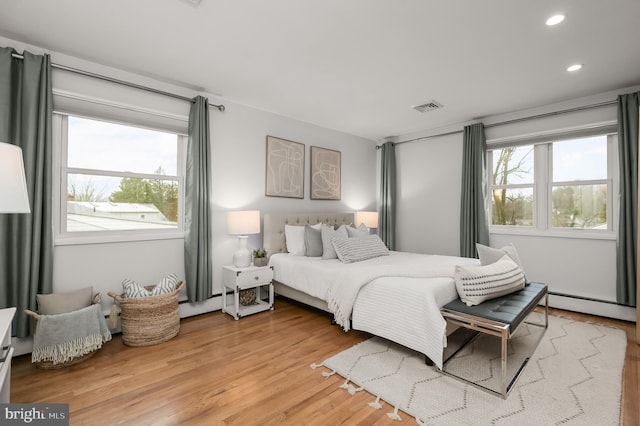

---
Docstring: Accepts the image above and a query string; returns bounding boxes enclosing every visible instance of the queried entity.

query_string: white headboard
[263,212,355,257]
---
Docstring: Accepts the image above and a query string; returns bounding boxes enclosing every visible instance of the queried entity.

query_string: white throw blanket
[327,252,478,331]
[32,304,112,365]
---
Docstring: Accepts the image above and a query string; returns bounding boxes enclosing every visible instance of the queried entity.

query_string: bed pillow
[36,286,94,315]
[332,235,389,263]
[285,223,322,255]
[321,224,349,259]
[454,255,525,306]
[304,225,323,257]
[346,223,369,238]
[284,224,306,255]
[476,243,526,279]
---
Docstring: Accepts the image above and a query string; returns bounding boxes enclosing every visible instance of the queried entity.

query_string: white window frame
[488,132,618,241]
[53,113,187,246]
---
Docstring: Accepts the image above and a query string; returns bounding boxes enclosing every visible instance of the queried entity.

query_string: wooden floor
[11,298,639,425]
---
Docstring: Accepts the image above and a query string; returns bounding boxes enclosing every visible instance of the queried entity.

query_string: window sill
[55,230,185,246]
[490,227,616,241]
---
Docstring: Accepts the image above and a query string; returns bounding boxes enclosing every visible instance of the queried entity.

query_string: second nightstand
[222,265,274,320]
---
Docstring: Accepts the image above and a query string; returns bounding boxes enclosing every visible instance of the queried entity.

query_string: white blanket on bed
[324,252,478,331]
[352,276,458,369]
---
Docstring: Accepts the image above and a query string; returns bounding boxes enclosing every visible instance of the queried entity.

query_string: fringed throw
[32,304,112,365]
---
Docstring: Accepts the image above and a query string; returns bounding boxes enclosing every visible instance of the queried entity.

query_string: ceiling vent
[412,100,443,113]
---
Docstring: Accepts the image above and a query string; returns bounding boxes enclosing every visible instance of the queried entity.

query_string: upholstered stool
[440,282,548,398]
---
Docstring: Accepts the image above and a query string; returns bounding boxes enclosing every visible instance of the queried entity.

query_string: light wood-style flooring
[11,298,639,425]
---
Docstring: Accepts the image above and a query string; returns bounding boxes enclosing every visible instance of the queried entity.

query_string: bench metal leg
[501,329,508,397]
[441,290,549,399]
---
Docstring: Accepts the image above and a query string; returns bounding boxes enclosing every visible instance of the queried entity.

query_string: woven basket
[108,281,184,347]
[239,289,256,306]
[24,294,103,369]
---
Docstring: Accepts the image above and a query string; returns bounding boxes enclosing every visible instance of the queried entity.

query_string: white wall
[1,37,377,325]
[395,132,462,256]
[394,86,639,321]
[55,98,377,318]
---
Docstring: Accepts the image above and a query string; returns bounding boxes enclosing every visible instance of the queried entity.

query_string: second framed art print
[310,146,341,200]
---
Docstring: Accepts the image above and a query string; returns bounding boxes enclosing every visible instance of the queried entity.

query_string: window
[551,136,608,229]
[488,132,616,236]
[56,114,185,242]
[490,145,534,226]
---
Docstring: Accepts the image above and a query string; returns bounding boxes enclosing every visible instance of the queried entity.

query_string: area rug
[312,315,626,425]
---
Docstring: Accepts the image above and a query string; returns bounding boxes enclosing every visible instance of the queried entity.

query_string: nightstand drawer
[236,268,273,288]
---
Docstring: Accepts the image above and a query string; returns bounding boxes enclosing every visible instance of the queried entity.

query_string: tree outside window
[490,146,534,226]
[489,134,611,232]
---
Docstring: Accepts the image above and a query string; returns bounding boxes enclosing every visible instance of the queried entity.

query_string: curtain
[184,96,213,303]
[0,47,53,337]
[379,141,396,250]
[616,92,639,307]
[460,122,489,258]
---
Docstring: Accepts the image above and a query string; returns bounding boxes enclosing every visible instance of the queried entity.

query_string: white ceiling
[1,0,639,141]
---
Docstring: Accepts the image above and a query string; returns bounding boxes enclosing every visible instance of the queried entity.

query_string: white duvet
[270,251,479,368]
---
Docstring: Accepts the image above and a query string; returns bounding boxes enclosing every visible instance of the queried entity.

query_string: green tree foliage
[552,185,607,228]
[109,167,178,222]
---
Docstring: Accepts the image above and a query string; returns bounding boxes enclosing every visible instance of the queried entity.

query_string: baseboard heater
[548,291,625,306]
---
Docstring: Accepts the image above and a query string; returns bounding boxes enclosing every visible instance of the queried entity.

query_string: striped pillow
[454,255,525,306]
[332,235,389,263]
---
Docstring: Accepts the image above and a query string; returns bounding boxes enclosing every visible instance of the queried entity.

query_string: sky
[492,135,608,185]
[67,116,179,200]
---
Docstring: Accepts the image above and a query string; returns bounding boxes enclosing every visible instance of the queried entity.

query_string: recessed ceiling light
[546,14,565,26]
[567,64,583,72]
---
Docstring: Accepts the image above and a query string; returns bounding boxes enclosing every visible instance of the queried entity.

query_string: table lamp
[355,211,379,232]
[227,210,260,267]
[0,142,30,213]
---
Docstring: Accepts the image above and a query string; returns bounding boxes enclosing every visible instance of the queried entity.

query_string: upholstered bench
[440,282,548,398]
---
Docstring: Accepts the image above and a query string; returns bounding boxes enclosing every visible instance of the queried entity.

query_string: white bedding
[269,251,479,368]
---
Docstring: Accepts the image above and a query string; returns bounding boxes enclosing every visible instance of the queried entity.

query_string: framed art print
[265,136,305,199]
[310,146,341,200]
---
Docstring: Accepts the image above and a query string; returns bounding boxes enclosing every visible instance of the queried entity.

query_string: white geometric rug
[312,315,626,425]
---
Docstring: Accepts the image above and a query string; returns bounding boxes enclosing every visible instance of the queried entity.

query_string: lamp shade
[227,210,260,268]
[0,142,30,214]
[355,211,379,229]
[226,210,260,235]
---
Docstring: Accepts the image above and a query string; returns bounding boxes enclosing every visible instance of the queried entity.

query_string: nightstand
[222,265,274,320]
[0,307,16,403]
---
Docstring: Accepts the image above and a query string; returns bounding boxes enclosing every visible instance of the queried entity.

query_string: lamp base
[233,236,251,268]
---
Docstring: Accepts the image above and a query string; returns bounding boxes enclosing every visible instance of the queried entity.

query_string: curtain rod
[379,99,618,148]
[11,52,225,112]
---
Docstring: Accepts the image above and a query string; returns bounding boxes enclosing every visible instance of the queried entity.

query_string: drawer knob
[254,276,259,281]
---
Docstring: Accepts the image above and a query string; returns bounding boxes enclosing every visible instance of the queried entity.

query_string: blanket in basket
[32,304,112,365]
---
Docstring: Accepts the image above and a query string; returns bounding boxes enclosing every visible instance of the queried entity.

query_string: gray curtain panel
[184,96,213,302]
[0,47,54,337]
[460,123,489,258]
[379,141,396,250]
[616,91,639,307]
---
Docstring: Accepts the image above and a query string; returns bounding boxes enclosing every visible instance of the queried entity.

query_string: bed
[262,212,480,369]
